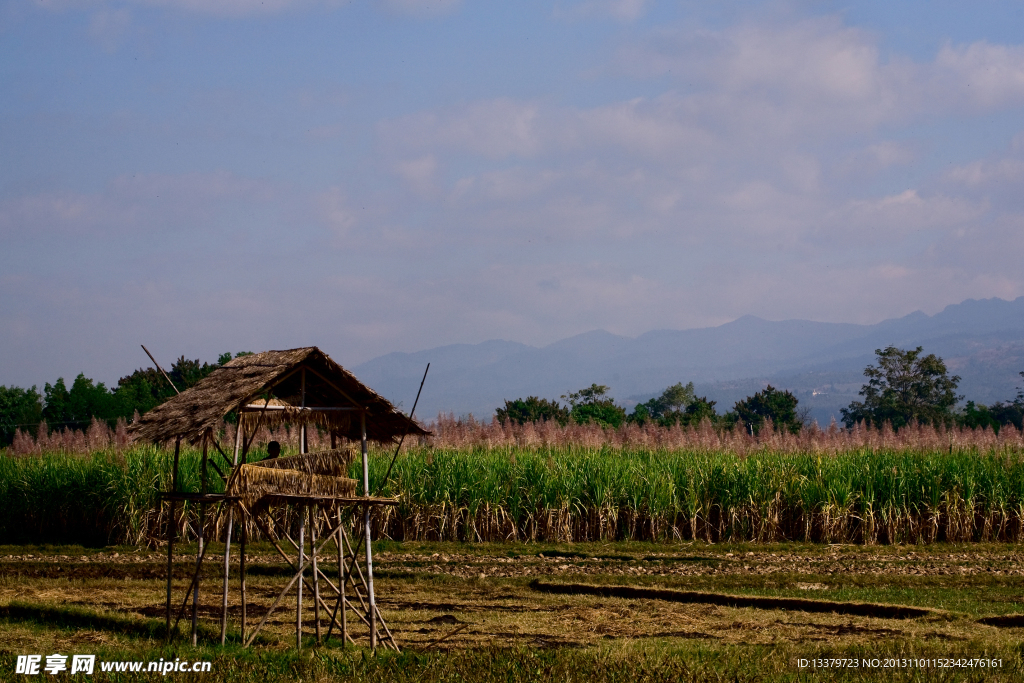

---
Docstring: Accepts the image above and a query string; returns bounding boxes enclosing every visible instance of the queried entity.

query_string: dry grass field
[2,541,1024,681]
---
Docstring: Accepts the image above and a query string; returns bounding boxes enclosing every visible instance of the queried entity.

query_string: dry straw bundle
[252,448,356,477]
[228,448,359,508]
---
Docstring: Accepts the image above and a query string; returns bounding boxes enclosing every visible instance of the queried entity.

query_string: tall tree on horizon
[841,346,961,429]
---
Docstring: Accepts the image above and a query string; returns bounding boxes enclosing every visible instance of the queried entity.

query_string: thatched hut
[129,346,427,652]
[130,346,427,446]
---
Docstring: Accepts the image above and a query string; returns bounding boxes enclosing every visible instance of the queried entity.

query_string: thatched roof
[129,347,428,445]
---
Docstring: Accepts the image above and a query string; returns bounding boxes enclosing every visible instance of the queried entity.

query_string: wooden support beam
[240,522,247,644]
[192,434,209,646]
[297,511,304,650]
[172,519,216,634]
[220,425,243,645]
[165,437,180,640]
[311,506,321,646]
[361,412,377,651]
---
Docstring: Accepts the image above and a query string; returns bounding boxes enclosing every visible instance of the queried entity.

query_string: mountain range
[352,297,1024,426]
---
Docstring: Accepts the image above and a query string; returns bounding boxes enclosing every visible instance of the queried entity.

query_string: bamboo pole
[243,506,354,653]
[300,368,307,455]
[242,523,363,649]
[361,412,377,651]
[173,512,216,633]
[311,506,321,645]
[249,514,341,609]
[239,418,249,644]
[192,433,209,646]
[165,437,180,640]
[220,424,243,645]
[297,509,305,651]
[240,522,247,644]
[340,523,398,651]
[337,507,347,646]
[141,345,180,395]
[244,553,306,648]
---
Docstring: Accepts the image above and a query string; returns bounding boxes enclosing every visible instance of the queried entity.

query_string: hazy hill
[353,297,1024,426]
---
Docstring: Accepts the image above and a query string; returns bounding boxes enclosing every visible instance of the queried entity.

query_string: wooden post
[192,433,209,646]
[220,424,243,645]
[300,368,307,455]
[311,506,321,645]
[239,420,249,644]
[165,437,180,639]
[297,510,305,650]
[240,522,247,644]
[361,412,377,651]
[338,508,347,647]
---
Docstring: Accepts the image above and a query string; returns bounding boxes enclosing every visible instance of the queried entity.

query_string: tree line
[0,352,251,445]
[3,344,1023,447]
[496,346,1024,434]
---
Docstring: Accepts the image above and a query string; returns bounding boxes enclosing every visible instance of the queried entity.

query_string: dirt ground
[2,542,1023,655]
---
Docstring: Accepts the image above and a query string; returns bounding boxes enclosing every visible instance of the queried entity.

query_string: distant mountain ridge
[353,297,1024,426]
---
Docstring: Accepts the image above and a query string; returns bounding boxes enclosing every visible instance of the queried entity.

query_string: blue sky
[3,0,1024,389]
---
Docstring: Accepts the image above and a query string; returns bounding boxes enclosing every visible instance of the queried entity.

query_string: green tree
[43,374,117,428]
[495,396,570,426]
[679,396,719,426]
[983,371,1024,431]
[960,401,1001,431]
[731,385,801,435]
[113,351,252,419]
[0,385,44,445]
[42,377,72,426]
[841,346,961,429]
[35,351,253,434]
[562,384,627,428]
[628,382,696,426]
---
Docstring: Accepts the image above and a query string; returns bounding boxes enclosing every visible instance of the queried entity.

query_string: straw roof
[129,347,428,445]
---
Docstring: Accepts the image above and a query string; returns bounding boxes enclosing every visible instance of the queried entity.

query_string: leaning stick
[422,623,469,651]
[244,558,307,648]
[141,345,180,395]
[172,524,213,633]
[374,363,429,497]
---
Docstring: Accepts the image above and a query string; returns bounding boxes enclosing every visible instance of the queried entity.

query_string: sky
[3,0,1024,390]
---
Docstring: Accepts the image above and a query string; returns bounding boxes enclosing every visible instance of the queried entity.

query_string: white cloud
[934,41,1024,109]
[616,18,1024,135]
[394,155,439,197]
